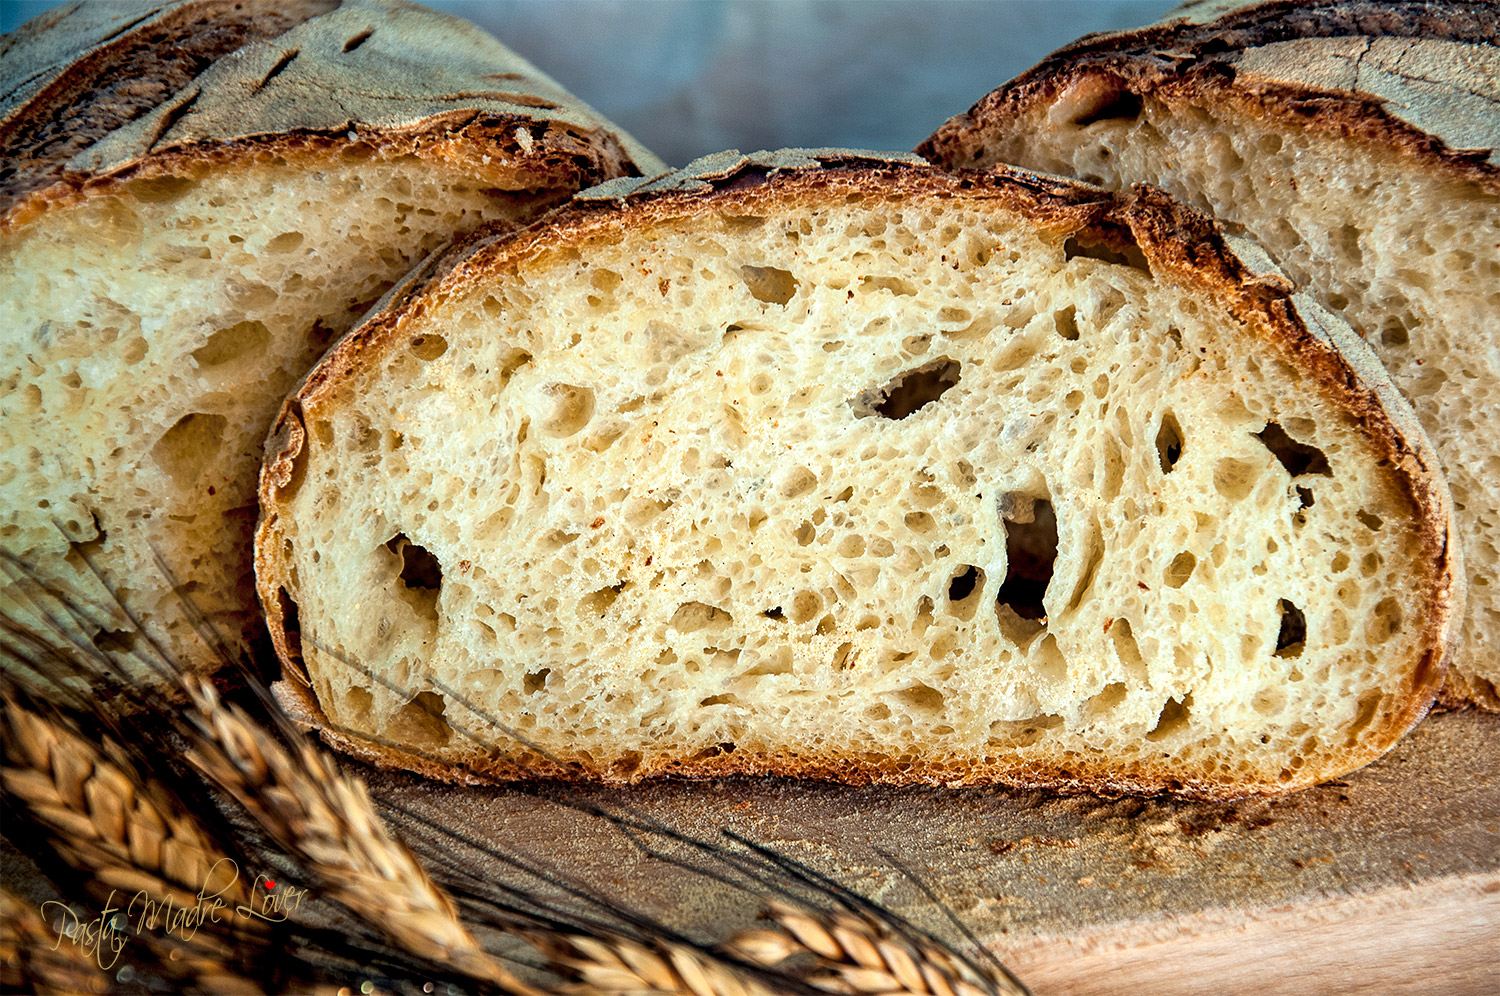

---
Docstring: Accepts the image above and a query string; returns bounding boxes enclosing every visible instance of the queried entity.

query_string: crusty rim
[255,154,1460,800]
[0,110,653,234]
[916,0,1500,194]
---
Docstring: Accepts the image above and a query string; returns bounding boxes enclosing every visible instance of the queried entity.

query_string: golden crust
[256,154,1460,799]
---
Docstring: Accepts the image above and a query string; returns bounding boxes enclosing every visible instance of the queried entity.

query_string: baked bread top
[257,151,1460,798]
[1,0,665,223]
[0,0,662,694]
[917,0,1499,709]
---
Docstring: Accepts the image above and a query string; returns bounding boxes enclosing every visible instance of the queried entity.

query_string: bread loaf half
[257,151,1460,798]
[918,0,1500,708]
[0,0,662,687]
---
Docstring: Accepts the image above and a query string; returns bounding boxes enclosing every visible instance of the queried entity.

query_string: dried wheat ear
[258,153,1459,798]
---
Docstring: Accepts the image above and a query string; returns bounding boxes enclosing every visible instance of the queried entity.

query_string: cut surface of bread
[0,0,662,689]
[258,151,1460,798]
[918,0,1500,708]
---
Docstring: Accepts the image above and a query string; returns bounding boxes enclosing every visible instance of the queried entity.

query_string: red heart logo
[264,880,276,889]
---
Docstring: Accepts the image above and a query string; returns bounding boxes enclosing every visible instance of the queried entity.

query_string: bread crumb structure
[0,0,661,687]
[917,2,1500,707]
[259,154,1459,797]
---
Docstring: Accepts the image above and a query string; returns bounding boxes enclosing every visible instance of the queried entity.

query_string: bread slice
[917,0,1500,709]
[0,0,663,688]
[256,150,1460,798]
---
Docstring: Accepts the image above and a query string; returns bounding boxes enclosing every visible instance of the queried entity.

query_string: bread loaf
[256,151,1460,798]
[0,0,663,688]
[918,0,1500,708]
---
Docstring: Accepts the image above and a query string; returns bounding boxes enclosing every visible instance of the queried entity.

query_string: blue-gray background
[1,1,1177,166]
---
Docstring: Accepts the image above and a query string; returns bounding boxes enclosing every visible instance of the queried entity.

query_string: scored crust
[256,152,1460,799]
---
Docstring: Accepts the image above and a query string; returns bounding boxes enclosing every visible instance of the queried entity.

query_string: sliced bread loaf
[256,151,1460,798]
[0,0,663,688]
[918,0,1500,708]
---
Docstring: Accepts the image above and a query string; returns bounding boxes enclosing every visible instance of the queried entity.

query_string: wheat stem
[727,902,1026,996]
[180,677,538,993]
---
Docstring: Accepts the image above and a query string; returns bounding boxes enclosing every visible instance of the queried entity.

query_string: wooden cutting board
[367,707,1500,995]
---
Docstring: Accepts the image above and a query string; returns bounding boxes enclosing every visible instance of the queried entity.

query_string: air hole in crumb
[1146,693,1192,742]
[388,690,451,747]
[1380,319,1410,347]
[1368,597,1402,644]
[1063,236,1151,274]
[763,607,785,620]
[1071,84,1143,126]
[741,264,798,305]
[1297,486,1315,509]
[540,383,594,437]
[151,413,226,487]
[1275,599,1307,658]
[524,668,551,694]
[947,565,985,621]
[386,534,442,591]
[670,601,732,632]
[852,357,960,419]
[1156,411,1183,473]
[998,496,1056,621]
[343,28,373,52]
[192,320,269,368]
[1356,509,1383,531]
[580,582,626,617]
[1164,551,1196,589]
[1255,422,1331,477]
[1054,305,1079,340]
[410,334,448,361]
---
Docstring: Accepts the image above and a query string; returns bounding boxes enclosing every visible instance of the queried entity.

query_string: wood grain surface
[366,708,1500,994]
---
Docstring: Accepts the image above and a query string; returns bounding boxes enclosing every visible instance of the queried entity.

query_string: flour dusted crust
[0,0,663,691]
[918,0,1499,709]
[257,152,1459,798]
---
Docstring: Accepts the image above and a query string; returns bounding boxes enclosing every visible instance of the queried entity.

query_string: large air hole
[1146,693,1192,742]
[946,565,986,621]
[387,690,451,748]
[192,320,270,368]
[386,534,442,591]
[1275,599,1307,658]
[1255,423,1331,477]
[1063,235,1150,274]
[1070,82,1144,127]
[1156,410,1184,473]
[998,496,1057,621]
[741,264,799,305]
[851,357,960,420]
[151,412,227,487]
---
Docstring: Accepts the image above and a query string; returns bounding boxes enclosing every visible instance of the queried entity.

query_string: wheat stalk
[180,676,540,994]
[526,929,786,996]
[0,886,111,995]
[727,902,1027,996]
[0,692,274,993]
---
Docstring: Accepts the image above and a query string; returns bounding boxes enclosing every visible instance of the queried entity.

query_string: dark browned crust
[257,152,1460,800]
[916,0,1500,193]
[0,0,665,227]
[0,1,334,208]
[0,113,641,234]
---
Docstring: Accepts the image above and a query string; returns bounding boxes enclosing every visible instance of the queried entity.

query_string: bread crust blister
[257,152,1461,799]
